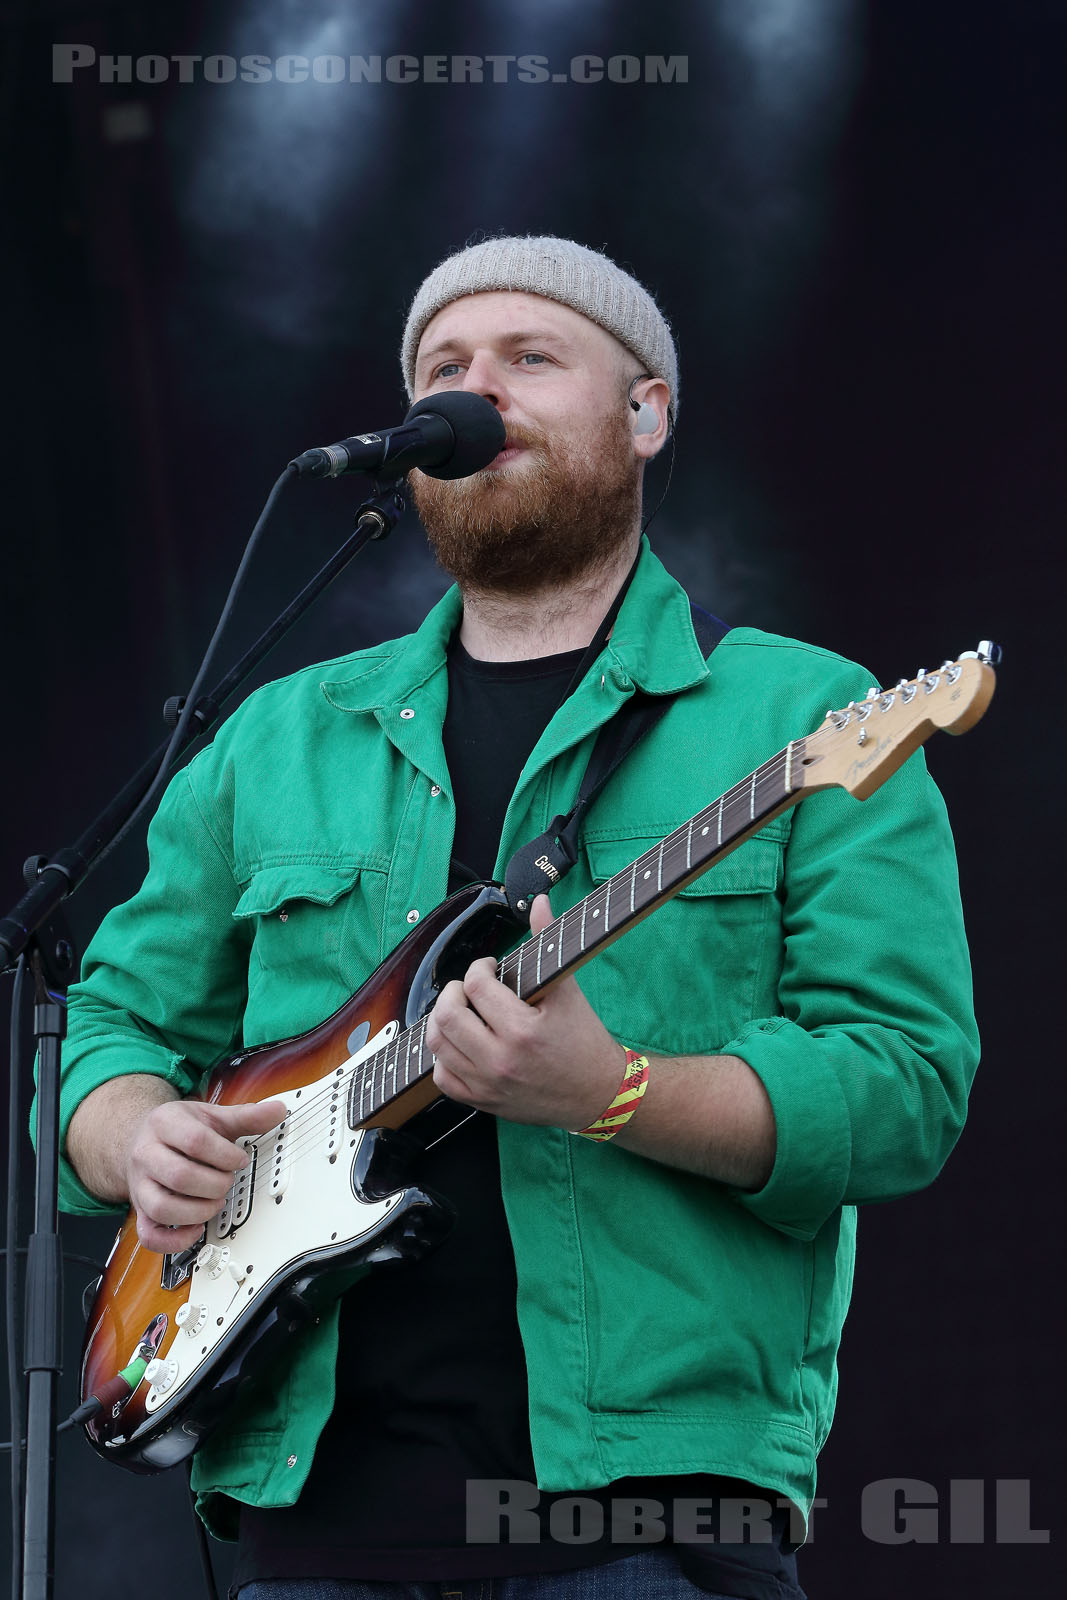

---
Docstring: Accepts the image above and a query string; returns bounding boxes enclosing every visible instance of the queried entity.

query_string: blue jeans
[233,1548,784,1599]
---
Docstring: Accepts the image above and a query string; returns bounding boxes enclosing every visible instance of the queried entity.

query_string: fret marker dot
[548,943,555,952]
[643,870,651,880]
[593,908,600,917]
[702,826,709,836]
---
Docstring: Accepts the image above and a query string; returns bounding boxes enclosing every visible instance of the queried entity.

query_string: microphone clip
[354,479,408,541]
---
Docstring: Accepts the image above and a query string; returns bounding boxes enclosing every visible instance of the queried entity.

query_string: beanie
[400,235,678,413]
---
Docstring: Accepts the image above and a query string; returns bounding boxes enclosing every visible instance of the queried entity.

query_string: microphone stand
[2,475,407,1600]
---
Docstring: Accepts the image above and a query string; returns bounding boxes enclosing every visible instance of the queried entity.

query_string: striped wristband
[573,1050,650,1141]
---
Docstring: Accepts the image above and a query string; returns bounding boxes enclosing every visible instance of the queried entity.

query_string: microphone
[289,391,506,482]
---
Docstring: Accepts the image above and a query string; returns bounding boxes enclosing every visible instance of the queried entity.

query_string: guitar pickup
[209,1136,257,1240]
[262,1117,292,1203]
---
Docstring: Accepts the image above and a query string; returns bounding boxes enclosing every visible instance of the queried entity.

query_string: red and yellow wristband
[572,1049,650,1142]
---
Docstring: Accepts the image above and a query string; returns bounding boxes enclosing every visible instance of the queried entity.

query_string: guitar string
[225,709,863,1186]
[227,730,814,1184]
[226,698,887,1189]
[225,679,939,1186]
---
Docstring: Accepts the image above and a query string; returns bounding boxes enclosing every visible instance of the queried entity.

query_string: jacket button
[287,1454,297,1468]
[406,909,420,924]
[400,707,415,720]
[430,784,441,797]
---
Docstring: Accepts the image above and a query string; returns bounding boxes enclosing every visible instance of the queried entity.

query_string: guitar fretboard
[345,737,803,1129]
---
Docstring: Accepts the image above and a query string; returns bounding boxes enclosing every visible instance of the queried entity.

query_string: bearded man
[59,238,979,1600]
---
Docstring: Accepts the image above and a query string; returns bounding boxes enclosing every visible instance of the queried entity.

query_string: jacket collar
[319,584,461,715]
[605,538,711,696]
[319,537,711,715]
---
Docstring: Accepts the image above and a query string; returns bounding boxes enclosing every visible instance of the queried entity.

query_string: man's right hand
[126,1097,287,1253]
[66,1075,285,1253]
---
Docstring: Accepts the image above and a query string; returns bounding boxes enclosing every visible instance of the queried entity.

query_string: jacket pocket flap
[585,830,784,896]
[233,861,364,919]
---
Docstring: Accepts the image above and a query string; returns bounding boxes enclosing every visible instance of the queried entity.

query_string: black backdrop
[1,2,1063,1596]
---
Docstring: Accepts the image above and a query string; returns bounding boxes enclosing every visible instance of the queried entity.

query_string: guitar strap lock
[502,603,727,924]
[503,812,581,915]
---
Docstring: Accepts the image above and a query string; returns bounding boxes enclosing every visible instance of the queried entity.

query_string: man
[59,237,979,1599]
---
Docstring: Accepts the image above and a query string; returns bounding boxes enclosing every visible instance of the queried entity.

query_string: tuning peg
[958,640,1002,665]
[865,686,879,699]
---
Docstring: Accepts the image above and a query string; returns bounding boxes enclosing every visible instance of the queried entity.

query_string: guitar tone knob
[175,1301,207,1335]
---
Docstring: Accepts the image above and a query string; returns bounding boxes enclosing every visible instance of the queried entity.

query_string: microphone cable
[640,402,677,539]
[90,464,298,875]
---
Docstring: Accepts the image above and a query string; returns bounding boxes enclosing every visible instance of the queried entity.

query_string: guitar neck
[347,738,804,1127]
[499,737,805,1002]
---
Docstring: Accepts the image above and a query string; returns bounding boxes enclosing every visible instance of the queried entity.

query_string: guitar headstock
[795,643,998,799]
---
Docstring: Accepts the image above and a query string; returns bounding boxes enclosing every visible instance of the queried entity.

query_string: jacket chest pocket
[580,824,788,1055]
[232,860,387,1044]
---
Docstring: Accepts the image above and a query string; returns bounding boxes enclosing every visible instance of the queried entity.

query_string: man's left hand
[426,894,626,1131]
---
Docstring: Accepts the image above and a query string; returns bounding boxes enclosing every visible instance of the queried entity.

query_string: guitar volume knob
[144,1356,179,1393]
[196,1244,230,1279]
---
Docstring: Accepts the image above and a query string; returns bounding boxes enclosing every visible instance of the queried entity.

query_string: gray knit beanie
[401,235,678,413]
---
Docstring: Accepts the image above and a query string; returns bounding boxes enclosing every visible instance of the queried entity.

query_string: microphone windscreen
[404,391,507,480]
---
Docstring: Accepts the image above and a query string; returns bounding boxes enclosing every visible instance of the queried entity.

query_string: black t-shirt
[443,636,588,887]
[234,640,803,1599]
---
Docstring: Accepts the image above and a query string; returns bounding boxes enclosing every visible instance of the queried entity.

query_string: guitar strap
[502,601,728,923]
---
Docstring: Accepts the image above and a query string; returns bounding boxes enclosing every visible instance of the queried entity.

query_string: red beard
[409,406,642,596]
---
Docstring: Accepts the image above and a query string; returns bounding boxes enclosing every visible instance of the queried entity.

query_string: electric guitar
[78,646,997,1472]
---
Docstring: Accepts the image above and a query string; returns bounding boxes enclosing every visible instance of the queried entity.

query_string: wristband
[573,1050,650,1141]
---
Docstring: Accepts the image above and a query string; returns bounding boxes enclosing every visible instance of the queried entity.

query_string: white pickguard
[143,1020,405,1413]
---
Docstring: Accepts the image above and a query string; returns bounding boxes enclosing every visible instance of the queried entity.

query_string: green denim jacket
[57,540,978,1535]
